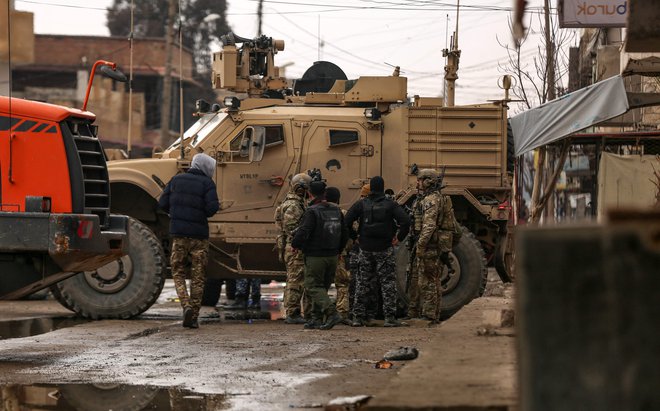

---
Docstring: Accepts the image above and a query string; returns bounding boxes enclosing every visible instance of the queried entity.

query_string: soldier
[345,176,410,327]
[347,183,371,322]
[413,168,457,322]
[405,192,423,319]
[230,277,262,310]
[275,173,313,324]
[325,187,351,323]
[291,181,349,330]
[158,153,220,329]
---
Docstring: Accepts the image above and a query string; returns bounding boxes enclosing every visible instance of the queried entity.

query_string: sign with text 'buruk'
[559,0,628,28]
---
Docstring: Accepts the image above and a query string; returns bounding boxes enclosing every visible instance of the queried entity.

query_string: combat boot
[304,319,322,329]
[351,318,365,327]
[182,307,194,328]
[384,317,409,327]
[226,296,247,310]
[189,319,199,329]
[284,314,306,324]
[320,312,342,330]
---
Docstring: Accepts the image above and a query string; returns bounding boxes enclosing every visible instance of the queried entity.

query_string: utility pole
[530,0,567,223]
[530,0,556,223]
[257,0,263,36]
[160,0,177,147]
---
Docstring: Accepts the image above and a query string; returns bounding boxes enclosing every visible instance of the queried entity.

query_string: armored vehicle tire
[395,227,487,320]
[59,384,159,411]
[202,278,223,306]
[51,218,166,319]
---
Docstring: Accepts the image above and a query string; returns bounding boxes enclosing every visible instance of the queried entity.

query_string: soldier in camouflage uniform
[275,173,313,324]
[405,194,422,319]
[345,176,410,327]
[325,187,350,322]
[159,153,220,329]
[413,168,457,322]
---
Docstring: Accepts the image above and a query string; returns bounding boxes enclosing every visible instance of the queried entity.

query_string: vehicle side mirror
[238,128,252,158]
[100,64,127,83]
[249,126,265,162]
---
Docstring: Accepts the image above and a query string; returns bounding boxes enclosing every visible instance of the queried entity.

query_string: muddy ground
[0,276,516,410]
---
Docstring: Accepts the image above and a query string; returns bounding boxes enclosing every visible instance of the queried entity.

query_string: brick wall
[33,35,194,81]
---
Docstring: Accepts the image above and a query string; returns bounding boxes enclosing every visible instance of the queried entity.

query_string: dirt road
[0,280,515,410]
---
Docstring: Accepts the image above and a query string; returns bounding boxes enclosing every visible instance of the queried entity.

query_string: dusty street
[0,277,516,410]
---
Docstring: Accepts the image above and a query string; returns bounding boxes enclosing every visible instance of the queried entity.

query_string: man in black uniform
[345,176,410,327]
[292,181,349,330]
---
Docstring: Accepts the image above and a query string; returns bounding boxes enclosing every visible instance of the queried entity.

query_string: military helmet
[417,168,440,190]
[417,168,439,180]
[291,173,312,190]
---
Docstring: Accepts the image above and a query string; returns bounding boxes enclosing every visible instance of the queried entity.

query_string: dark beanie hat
[309,180,327,196]
[326,187,341,203]
[369,176,385,193]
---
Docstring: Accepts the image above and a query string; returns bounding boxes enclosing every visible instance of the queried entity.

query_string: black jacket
[345,193,410,252]
[291,199,349,257]
[158,169,220,239]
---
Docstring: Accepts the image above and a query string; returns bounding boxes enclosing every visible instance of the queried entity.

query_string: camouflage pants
[171,236,209,320]
[348,247,378,320]
[335,255,351,318]
[406,258,420,317]
[284,245,312,318]
[417,250,442,321]
[354,248,397,320]
[236,278,261,301]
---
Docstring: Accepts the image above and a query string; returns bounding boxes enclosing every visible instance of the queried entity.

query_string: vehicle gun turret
[211,32,287,97]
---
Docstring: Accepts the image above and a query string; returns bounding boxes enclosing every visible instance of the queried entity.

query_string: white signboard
[559,0,628,28]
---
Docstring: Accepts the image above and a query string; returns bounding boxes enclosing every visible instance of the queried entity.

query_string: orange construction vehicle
[0,61,164,319]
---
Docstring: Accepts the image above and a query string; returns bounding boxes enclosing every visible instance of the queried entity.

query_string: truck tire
[49,285,75,311]
[395,227,487,320]
[59,384,159,411]
[51,218,165,319]
[202,278,223,306]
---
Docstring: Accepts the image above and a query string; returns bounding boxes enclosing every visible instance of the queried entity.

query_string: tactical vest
[307,203,343,252]
[361,197,394,239]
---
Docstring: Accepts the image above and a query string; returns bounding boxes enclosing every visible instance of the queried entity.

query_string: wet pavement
[0,278,517,410]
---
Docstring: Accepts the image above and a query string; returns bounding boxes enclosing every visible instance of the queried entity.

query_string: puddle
[0,383,227,410]
[0,317,89,340]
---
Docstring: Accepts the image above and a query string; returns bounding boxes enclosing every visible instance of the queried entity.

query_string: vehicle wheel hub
[440,252,461,294]
[83,255,133,294]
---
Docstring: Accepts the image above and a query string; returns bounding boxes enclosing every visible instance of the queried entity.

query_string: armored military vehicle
[105,33,514,319]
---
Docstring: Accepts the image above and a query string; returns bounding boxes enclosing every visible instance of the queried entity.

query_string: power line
[16,0,107,11]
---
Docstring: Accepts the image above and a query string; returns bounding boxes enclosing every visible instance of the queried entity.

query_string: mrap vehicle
[0,61,164,319]
[107,33,514,319]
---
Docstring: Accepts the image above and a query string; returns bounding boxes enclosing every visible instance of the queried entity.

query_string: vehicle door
[213,121,294,219]
[300,120,371,207]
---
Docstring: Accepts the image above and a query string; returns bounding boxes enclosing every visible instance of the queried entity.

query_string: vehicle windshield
[167,112,227,149]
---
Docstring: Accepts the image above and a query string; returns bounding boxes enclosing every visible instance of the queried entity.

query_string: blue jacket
[158,169,220,239]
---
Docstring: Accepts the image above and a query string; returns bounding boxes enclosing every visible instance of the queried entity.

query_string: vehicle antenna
[178,0,185,160]
[442,0,461,107]
[127,0,134,158]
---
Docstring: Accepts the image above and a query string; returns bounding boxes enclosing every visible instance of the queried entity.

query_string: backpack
[312,204,343,251]
[361,197,393,238]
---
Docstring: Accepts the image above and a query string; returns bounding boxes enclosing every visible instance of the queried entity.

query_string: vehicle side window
[329,129,359,146]
[231,125,284,150]
[264,126,284,147]
[229,132,244,152]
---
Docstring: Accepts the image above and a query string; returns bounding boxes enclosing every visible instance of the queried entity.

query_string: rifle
[405,197,419,293]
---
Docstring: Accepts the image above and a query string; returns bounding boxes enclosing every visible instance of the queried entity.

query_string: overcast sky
[14,0,574,106]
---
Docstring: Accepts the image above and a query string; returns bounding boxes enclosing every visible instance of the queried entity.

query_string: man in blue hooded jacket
[159,153,219,328]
